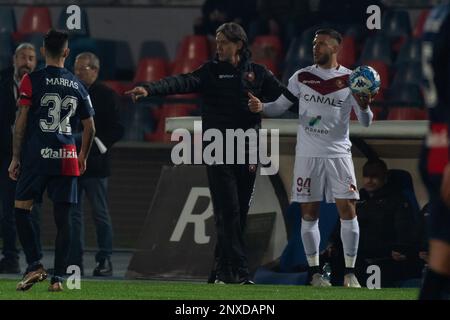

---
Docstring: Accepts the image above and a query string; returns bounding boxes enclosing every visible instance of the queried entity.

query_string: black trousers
[206,164,257,280]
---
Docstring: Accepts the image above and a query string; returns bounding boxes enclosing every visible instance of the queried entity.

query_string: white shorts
[291,157,359,203]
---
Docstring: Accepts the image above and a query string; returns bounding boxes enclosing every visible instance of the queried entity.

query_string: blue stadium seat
[395,38,422,67]
[279,202,339,272]
[113,40,134,80]
[381,10,411,39]
[392,62,423,87]
[387,83,424,106]
[0,6,16,33]
[57,6,89,36]
[0,33,14,63]
[360,33,392,65]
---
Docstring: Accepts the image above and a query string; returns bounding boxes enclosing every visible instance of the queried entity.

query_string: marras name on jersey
[303,93,344,107]
[46,78,79,89]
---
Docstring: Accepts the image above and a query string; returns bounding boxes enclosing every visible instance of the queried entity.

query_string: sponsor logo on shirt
[302,93,344,107]
[40,147,77,159]
[218,74,235,79]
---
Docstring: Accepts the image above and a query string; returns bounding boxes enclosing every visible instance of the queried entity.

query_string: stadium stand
[17,6,52,35]
[0,6,16,34]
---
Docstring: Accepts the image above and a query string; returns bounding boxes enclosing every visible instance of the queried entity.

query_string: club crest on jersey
[335,79,345,88]
[244,71,255,82]
[41,147,77,159]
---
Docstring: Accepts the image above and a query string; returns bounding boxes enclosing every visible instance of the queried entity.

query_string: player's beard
[314,52,330,66]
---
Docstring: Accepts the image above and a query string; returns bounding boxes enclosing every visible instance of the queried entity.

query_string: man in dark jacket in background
[0,43,41,274]
[325,159,424,287]
[126,22,295,284]
[69,52,124,276]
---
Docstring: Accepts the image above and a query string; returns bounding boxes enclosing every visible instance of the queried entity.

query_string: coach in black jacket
[69,52,124,276]
[127,22,295,284]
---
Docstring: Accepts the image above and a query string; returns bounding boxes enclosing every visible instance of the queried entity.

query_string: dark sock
[53,202,72,277]
[15,207,40,266]
[419,268,450,300]
[309,266,321,275]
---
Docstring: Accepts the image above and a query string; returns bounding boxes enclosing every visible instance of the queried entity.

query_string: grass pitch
[0,279,418,300]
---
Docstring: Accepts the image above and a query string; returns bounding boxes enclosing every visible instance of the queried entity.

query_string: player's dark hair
[315,28,343,44]
[363,158,388,178]
[216,22,251,61]
[44,29,69,58]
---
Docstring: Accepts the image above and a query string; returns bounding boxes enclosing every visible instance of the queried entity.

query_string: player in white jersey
[249,29,374,287]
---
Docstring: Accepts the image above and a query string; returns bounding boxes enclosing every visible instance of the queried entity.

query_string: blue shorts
[16,170,78,204]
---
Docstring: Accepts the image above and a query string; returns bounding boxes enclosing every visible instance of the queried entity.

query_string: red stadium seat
[337,36,357,68]
[175,35,210,62]
[387,107,428,120]
[413,9,430,38]
[103,80,132,96]
[18,6,52,34]
[254,59,280,77]
[134,58,169,83]
[146,104,198,142]
[363,60,390,90]
[171,58,203,75]
[251,35,283,62]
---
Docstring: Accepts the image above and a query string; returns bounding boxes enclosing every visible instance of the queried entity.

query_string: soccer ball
[349,66,381,97]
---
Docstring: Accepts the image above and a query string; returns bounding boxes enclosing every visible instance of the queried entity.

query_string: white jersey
[263,64,373,158]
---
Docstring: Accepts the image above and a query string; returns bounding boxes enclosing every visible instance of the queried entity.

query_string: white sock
[340,217,359,268]
[301,218,320,267]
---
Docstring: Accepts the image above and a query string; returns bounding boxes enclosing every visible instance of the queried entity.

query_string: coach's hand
[8,158,20,181]
[248,92,262,113]
[441,163,450,208]
[353,93,374,110]
[125,86,149,103]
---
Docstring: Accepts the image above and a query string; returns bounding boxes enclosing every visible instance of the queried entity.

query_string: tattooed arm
[8,105,29,180]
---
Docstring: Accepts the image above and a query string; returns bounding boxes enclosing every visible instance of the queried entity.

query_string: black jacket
[0,67,17,160]
[142,57,296,131]
[329,184,419,258]
[82,81,124,178]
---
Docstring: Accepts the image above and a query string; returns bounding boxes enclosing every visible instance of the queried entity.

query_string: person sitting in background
[324,158,425,287]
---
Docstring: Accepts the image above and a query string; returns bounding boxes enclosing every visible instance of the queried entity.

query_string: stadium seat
[103,80,132,96]
[114,40,135,80]
[387,107,428,120]
[0,33,14,62]
[122,102,155,141]
[360,34,392,65]
[381,10,411,40]
[139,40,169,60]
[387,84,424,106]
[175,35,210,63]
[134,58,169,83]
[57,6,89,36]
[254,59,280,77]
[337,35,357,68]
[413,9,430,39]
[0,6,16,33]
[251,35,284,62]
[363,60,390,90]
[395,38,422,67]
[145,104,198,143]
[18,6,52,35]
[392,62,423,87]
[171,58,203,75]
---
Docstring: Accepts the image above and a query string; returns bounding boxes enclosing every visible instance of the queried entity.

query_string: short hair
[363,158,388,178]
[44,29,69,58]
[216,22,251,60]
[15,43,36,56]
[75,52,100,70]
[315,29,343,45]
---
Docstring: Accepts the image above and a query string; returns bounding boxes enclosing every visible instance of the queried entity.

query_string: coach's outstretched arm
[125,66,206,102]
